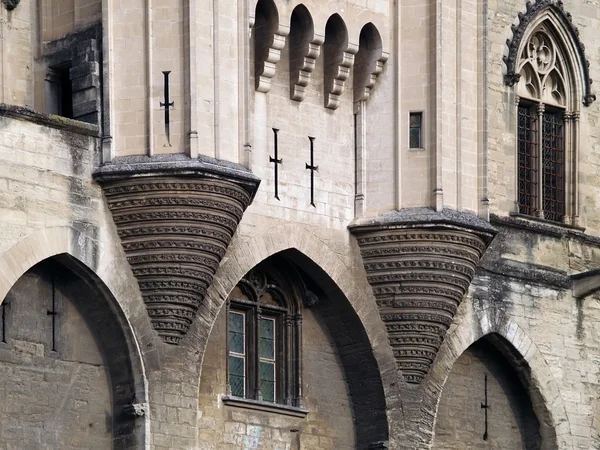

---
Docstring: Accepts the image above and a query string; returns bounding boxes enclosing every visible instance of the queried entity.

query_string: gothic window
[516,28,570,222]
[226,263,303,407]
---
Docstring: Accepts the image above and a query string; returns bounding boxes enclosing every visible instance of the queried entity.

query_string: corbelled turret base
[94,155,260,345]
[349,208,496,384]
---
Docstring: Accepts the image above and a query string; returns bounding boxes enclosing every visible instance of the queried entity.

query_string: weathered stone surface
[94,155,260,344]
[350,209,496,384]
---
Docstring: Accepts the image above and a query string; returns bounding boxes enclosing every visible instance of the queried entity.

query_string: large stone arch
[424,306,571,449]
[186,222,401,447]
[0,226,151,448]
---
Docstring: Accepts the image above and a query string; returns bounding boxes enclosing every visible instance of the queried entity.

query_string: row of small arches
[252,1,388,108]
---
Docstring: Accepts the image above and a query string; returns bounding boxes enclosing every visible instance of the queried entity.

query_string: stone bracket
[325,43,358,110]
[356,51,389,102]
[290,33,324,102]
[94,155,260,345]
[256,25,290,93]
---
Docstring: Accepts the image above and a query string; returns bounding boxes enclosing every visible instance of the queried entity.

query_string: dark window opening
[45,63,73,119]
[409,112,423,149]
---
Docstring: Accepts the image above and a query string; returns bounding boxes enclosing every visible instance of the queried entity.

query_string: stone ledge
[222,396,309,418]
[491,214,600,245]
[94,153,260,192]
[350,207,497,240]
[0,103,100,137]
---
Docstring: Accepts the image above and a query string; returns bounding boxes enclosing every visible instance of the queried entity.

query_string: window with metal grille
[517,105,565,221]
[409,112,423,149]
[542,111,565,221]
[517,105,538,216]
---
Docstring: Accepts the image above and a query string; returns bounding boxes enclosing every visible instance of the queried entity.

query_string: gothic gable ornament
[3,0,20,10]
[504,0,596,106]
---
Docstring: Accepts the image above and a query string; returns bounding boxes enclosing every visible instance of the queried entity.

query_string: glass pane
[261,380,275,403]
[229,355,244,376]
[259,318,274,338]
[259,337,275,359]
[260,361,275,381]
[259,318,275,359]
[229,331,244,354]
[229,355,245,397]
[229,311,244,333]
[409,112,421,128]
[260,361,275,403]
[409,127,421,149]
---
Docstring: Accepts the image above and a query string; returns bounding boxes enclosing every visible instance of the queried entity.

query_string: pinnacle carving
[350,214,495,384]
[94,158,260,345]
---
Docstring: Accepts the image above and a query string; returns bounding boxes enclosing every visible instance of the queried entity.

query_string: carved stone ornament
[3,0,20,10]
[349,209,496,384]
[503,0,596,106]
[94,155,260,345]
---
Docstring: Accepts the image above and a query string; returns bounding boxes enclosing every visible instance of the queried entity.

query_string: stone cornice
[0,103,100,137]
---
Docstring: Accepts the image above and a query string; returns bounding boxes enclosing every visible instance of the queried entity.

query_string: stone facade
[1,0,600,449]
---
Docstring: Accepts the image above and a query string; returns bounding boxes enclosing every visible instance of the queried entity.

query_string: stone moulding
[94,155,260,345]
[349,208,496,384]
[503,0,596,106]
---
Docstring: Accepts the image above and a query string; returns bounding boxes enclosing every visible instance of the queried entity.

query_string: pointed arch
[504,0,595,106]
[187,223,400,448]
[353,23,388,102]
[289,4,323,101]
[0,226,150,449]
[423,307,570,449]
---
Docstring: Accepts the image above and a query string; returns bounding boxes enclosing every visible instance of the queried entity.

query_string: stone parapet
[349,208,496,384]
[94,155,260,344]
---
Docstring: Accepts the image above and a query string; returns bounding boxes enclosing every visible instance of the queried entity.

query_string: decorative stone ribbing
[94,156,260,345]
[350,210,496,384]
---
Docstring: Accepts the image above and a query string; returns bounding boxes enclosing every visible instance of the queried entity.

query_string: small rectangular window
[409,112,423,149]
[45,63,73,119]
[228,311,246,398]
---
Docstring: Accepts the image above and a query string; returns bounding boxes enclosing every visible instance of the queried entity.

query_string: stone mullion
[562,112,573,224]
[572,112,580,226]
[293,314,303,407]
[284,314,293,406]
[254,305,262,401]
[536,103,545,218]
[514,95,521,214]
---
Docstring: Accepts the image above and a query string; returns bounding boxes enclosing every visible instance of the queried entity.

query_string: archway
[0,255,145,449]
[0,227,148,449]
[424,307,568,449]
[190,223,398,448]
[434,334,541,448]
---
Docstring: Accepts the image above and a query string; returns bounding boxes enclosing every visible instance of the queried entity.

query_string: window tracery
[514,24,578,224]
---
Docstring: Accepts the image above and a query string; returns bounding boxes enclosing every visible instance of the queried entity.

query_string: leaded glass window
[225,262,305,407]
[228,311,246,397]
